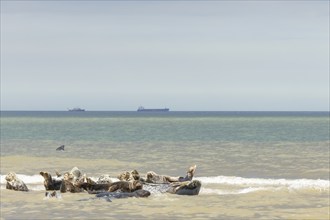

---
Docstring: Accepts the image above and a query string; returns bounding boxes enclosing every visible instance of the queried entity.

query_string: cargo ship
[137,106,169,112]
[68,107,85,112]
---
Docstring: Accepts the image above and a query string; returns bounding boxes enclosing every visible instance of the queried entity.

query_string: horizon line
[0,110,329,112]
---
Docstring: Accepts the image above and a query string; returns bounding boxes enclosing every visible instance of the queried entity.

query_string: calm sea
[1,111,329,219]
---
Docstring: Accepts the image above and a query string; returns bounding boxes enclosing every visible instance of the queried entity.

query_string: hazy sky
[1,1,329,111]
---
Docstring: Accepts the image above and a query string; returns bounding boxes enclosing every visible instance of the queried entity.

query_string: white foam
[0,174,44,184]
[195,176,330,191]
[237,187,269,194]
[200,187,269,195]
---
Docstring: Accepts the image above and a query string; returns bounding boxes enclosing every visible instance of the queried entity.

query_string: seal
[145,165,197,184]
[56,145,65,151]
[59,167,86,193]
[96,189,151,202]
[40,171,63,190]
[41,167,86,193]
[179,164,197,182]
[167,180,202,196]
[83,179,143,194]
[60,180,84,193]
[78,182,112,193]
[5,172,29,192]
[117,170,140,182]
[78,189,151,202]
[76,174,97,185]
[108,180,143,193]
[64,167,82,182]
[57,166,83,187]
[96,174,113,184]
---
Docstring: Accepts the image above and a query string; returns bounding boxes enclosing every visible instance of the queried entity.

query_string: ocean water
[0,111,329,219]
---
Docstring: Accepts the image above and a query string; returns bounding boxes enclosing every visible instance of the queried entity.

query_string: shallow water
[1,111,329,219]
[1,181,329,220]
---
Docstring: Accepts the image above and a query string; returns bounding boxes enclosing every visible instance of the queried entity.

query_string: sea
[0,111,329,219]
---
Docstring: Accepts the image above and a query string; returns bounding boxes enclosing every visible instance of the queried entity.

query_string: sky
[1,0,329,111]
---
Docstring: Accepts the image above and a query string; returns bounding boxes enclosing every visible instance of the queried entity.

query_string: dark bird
[56,145,65,151]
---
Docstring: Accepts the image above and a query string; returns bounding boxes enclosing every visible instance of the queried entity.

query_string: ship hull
[137,108,169,112]
[68,108,85,112]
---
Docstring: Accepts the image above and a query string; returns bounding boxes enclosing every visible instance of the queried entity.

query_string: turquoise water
[1,111,329,219]
[1,111,329,178]
[1,111,328,142]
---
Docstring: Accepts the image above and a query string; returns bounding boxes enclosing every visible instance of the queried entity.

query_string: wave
[1,174,329,193]
[199,187,270,195]
[195,176,330,191]
[1,174,44,185]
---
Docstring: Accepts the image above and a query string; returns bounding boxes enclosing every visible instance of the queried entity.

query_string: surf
[195,176,329,189]
[195,176,330,194]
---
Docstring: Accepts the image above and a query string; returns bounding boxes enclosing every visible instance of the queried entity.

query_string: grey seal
[56,145,65,151]
[5,172,29,192]
[167,180,202,195]
[145,165,197,184]
[78,189,151,202]
[40,171,63,190]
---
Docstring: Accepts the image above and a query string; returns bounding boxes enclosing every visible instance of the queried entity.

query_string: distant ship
[137,106,169,112]
[68,107,85,112]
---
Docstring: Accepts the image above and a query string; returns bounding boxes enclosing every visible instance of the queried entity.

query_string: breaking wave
[195,176,329,194]
[195,176,329,190]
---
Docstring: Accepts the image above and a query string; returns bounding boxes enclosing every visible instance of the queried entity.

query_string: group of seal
[4,165,201,202]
